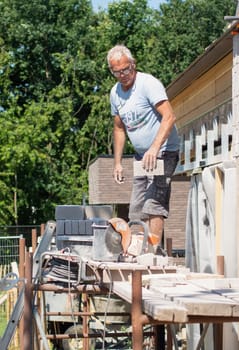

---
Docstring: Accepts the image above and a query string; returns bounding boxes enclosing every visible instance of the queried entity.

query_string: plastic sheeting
[186,162,238,275]
[185,168,215,274]
[185,162,238,349]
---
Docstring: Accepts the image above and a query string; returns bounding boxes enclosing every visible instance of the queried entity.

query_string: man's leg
[148,215,167,255]
[148,215,164,244]
[143,152,179,255]
[128,176,148,221]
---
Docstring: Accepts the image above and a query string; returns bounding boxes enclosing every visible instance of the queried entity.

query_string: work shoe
[155,245,167,257]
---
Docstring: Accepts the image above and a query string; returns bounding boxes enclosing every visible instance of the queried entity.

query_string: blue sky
[92,0,166,11]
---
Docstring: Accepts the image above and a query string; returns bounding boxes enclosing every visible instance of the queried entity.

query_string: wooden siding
[170,52,233,174]
[172,54,232,129]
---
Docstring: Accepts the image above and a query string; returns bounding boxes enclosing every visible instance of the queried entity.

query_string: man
[107,45,179,255]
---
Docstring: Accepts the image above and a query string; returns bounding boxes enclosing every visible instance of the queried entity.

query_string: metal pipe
[35,283,107,293]
[19,237,25,350]
[82,293,89,350]
[33,307,51,350]
[38,331,153,340]
[45,311,130,316]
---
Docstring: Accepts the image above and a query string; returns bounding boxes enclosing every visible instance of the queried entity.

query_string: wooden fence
[0,236,21,350]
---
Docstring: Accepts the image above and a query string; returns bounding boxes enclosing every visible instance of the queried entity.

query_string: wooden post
[154,325,166,350]
[19,238,25,282]
[24,251,33,350]
[40,223,45,236]
[217,255,224,276]
[31,228,37,253]
[213,324,223,350]
[166,238,172,257]
[132,270,143,350]
[166,325,173,350]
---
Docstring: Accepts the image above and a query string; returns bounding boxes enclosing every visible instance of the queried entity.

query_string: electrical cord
[66,248,79,344]
[97,263,114,350]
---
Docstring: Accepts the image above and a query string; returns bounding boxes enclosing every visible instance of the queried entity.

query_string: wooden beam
[215,167,223,256]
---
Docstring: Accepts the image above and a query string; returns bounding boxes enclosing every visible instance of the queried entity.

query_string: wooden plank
[113,281,134,303]
[150,282,239,317]
[142,273,187,286]
[143,273,223,289]
[0,294,7,305]
[88,260,177,283]
[228,278,239,288]
[142,295,188,323]
[189,277,230,289]
[188,277,239,289]
[113,281,187,323]
[112,275,239,325]
[184,278,239,317]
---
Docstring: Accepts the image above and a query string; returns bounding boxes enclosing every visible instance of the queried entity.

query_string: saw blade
[105,224,123,254]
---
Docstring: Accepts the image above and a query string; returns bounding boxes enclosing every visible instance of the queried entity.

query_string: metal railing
[176,99,233,175]
[0,236,21,350]
[0,225,41,247]
[0,236,21,267]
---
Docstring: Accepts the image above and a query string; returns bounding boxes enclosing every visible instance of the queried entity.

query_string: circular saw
[105,218,132,255]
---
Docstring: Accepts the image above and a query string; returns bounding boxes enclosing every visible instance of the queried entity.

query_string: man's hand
[113,164,125,184]
[142,147,158,171]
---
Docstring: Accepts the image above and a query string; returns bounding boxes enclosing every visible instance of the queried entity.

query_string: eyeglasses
[111,64,132,77]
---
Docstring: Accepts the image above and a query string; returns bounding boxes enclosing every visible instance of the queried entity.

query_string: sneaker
[155,245,167,257]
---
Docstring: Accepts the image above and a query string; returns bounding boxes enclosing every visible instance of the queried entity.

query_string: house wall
[169,53,233,174]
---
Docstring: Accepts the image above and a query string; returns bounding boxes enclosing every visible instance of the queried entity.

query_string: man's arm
[113,115,126,183]
[142,100,176,170]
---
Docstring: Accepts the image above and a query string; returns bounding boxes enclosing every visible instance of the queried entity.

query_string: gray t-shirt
[110,72,179,156]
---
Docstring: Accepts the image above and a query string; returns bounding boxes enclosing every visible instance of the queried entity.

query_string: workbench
[88,260,239,350]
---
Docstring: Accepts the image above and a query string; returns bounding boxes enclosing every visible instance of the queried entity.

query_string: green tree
[0,0,98,224]
[0,0,237,225]
[145,0,237,85]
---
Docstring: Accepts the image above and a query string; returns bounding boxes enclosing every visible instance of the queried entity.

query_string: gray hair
[107,45,135,67]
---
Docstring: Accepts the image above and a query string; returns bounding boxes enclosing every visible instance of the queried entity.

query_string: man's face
[109,55,136,90]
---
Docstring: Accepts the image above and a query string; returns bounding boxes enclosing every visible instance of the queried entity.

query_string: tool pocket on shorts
[162,152,179,177]
[153,175,171,207]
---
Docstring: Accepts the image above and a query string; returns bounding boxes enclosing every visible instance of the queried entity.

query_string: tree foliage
[148,0,237,84]
[0,0,237,225]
